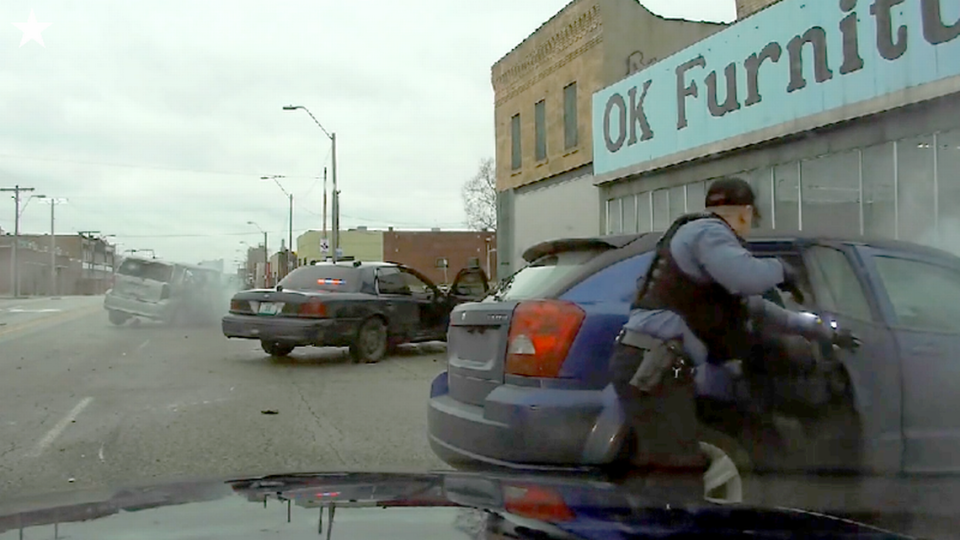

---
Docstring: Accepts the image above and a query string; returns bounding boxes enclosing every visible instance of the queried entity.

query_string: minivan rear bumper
[427,372,627,470]
[104,292,173,321]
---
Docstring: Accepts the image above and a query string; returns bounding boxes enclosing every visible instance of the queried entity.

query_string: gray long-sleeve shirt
[623,217,831,365]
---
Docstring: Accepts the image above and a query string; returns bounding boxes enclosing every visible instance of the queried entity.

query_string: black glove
[777,259,805,304]
[832,328,861,351]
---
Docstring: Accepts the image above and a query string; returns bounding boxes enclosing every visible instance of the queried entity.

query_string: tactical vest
[633,212,753,361]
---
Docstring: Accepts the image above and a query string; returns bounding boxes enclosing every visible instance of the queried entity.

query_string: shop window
[897,135,936,242]
[742,168,774,229]
[606,198,622,234]
[936,130,960,249]
[564,82,578,149]
[669,185,686,221]
[622,195,637,234]
[535,100,546,161]
[801,151,861,236]
[862,142,896,239]
[774,162,800,230]
[511,114,521,170]
[652,190,670,231]
[637,192,653,233]
[686,181,706,213]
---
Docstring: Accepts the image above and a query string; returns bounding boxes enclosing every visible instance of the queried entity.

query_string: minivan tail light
[298,299,327,318]
[505,300,584,378]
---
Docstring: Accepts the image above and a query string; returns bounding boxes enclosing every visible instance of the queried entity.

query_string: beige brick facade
[492,0,726,192]
[735,0,783,19]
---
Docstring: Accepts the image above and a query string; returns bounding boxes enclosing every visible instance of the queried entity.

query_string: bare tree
[462,157,497,231]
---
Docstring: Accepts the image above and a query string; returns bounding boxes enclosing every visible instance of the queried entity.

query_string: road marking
[6,308,63,313]
[135,339,150,352]
[0,306,100,338]
[98,444,105,463]
[27,397,93,458]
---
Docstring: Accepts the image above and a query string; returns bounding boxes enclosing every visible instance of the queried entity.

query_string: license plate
[258,302,283,315]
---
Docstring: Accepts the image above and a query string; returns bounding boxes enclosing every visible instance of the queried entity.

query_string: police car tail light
[298,299,328,318]
[230,299,253,314]
[505,300,585,378]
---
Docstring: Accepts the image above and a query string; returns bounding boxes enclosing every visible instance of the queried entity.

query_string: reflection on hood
[0,472,915,540]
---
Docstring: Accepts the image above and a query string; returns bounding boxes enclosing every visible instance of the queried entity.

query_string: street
[0,296,448,499]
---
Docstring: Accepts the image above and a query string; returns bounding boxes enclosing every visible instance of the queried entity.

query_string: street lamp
[283,104,339,262]
[261,175,294,276]
[247,221,269,287]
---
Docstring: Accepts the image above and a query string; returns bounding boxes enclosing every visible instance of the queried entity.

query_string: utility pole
[288,191,294,271]
[1,185,35,298]
[322,167,328,247]
[331,132,339,263]
[78,231,101,292]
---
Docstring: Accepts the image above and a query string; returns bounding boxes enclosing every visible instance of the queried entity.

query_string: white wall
[512,172,600,273]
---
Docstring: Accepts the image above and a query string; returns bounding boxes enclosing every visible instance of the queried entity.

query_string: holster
[615,330,705,470]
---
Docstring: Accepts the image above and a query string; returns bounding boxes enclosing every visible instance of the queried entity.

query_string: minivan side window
[805,246,873,321]
[561,252,655,305]
[873,256,960,333]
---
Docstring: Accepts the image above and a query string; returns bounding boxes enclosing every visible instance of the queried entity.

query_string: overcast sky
[0,0,735,267]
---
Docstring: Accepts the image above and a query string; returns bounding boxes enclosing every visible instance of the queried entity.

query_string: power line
[0,152,323,180]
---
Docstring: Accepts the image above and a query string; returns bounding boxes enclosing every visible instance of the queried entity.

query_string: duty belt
[618,329,696,387]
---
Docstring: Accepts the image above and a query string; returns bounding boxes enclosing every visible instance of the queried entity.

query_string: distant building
[2,233,115,296]
[297,228,497,284]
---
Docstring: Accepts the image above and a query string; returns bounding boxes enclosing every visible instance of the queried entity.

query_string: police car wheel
[699,427,752,504]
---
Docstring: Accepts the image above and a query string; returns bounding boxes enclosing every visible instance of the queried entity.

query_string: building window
[862,142,895,238]
[535,100,547,161]
[937,129,960,245]
[652,190,670,231]
[622,195,637,233]
[686,181,706,213]
[564,82,578,149]
[637,192,653,233]
[511,114,521,170]
[774,162,800,230]
[897,135,936,242]
[606,198,622,234]
[669,185,686,221]
[801,151,861,236]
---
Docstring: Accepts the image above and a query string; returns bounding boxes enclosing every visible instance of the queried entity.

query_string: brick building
[297,228,496,285]
[0,236,83,296]
[493,0,725,275]
[734,0,782,19]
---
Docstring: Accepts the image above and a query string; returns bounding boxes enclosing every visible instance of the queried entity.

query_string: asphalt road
[0,296,449,500]
[0,296,955,537]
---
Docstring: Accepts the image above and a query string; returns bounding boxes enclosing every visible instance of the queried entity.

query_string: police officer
[608,177,858,501]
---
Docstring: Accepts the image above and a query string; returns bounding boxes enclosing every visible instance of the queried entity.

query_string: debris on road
[261,410,279,415]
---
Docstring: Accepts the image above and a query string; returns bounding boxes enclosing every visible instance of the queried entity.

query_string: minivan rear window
[117,259,174,283]
[279,266,362,292]
[490,249,605,301]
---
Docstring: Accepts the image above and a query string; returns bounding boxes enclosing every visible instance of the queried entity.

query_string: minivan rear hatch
[113,258,175,303]
[446,242,619,406]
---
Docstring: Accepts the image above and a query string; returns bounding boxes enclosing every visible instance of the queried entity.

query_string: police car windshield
[492,249,602,301]
[277,266,361,292]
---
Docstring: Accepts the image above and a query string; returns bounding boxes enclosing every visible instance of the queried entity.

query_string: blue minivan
[427,231,960,501]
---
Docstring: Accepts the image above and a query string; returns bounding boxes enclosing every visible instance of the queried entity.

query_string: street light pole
[260,175,293,277]
[283,105,338,263]
[1,185,36,298]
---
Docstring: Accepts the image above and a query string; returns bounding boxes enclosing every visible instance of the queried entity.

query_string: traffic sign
[320,238,329,253]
